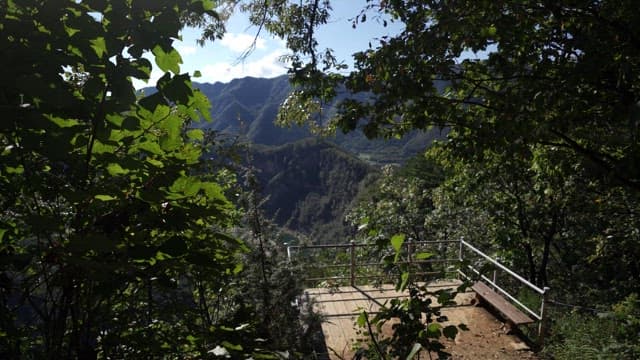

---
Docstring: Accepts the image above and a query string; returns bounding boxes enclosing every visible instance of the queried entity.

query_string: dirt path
[307,283,538,359]
[437,306,537,359]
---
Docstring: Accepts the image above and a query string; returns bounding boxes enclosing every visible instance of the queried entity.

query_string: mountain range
[193,75,444,164]
[145,75,441,242]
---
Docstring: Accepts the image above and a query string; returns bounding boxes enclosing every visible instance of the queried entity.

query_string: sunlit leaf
[186,129,204,140]
[426,323,441,338]
[391,233,405,262]
[90,37,107,58]
[356,312,367,327]
[94,194,117,201]
[152,45,182,74]
[106,163,128,175]
[415,252,433,260]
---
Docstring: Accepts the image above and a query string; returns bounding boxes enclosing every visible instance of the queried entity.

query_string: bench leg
[501,321,515,334]
[472,293,483,306]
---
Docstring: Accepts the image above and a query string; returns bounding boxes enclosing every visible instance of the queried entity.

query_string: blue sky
[136,2,402,87]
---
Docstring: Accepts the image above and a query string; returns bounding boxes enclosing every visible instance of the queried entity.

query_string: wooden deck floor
[305,280,476,359]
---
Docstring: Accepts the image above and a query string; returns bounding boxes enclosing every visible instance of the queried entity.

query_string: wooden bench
[471,281,534,328]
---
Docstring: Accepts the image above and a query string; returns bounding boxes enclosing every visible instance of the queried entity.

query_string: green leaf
[47,116,80,128]
[64,24,80,37]
[221,341,243,351]
[192,90,211,121]
[94,194,117,201]
[153,104,171,120]
[231,262,243,274]
[201,0,215,11]
[107,163,128,175]
[391,233,405,252]
[5,166,24,174]
[138,141,163,155]
[152,45,182,74]
[146,158,164,168]
[201,182,227,202]
[169,176,201,197]
[415,252,434,260]
[90,37,107,58]
[397,271,410,291]
[391,233,405,262]
[0,228,6,241]
[426,323,441,338]
[406,343,422,359]
[356,312,367,327]
[193,70,202,78]
[186,129,204,141]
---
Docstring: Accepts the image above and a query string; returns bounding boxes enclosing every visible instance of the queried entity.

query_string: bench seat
[471,281,534,326]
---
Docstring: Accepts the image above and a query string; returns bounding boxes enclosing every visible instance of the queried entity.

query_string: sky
[135,2,402,88]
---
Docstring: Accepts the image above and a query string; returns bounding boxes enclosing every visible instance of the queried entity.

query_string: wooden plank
[472,281,534,325]
[308,281,469,359]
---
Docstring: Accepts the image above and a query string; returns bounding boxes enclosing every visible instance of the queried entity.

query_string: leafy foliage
[341,159,469,357]
[0,0,307,358]
[544,294,640,359]
[249,0,640,355]
[353,283,464,359]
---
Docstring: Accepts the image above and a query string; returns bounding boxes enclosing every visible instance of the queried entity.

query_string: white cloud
[219,33,266,53]
[175,44,197,56]
[200,49,288,84]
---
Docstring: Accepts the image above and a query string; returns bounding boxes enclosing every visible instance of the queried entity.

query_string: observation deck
[287,239,548,359]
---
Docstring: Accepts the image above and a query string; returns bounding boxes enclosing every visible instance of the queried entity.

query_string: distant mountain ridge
[189,75,444,164]
[143,76,442,241]
[194,76,310,146]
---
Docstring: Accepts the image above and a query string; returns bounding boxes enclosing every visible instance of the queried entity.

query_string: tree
[267,1,640,193]
[254,0,640,295]
[0,1,258,357]
[250,0,640,354]
[343,160,467,358]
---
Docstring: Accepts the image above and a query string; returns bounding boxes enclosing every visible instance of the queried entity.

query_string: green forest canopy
[261,0,640,289]
[0,1,306,358]
[259,0,640,356]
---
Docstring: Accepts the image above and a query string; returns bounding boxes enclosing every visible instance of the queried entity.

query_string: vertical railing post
[538,286,551,349]
[458,238,464,279]
[492,269,497,289]
[350,240,356,287]
[407,239,413,280]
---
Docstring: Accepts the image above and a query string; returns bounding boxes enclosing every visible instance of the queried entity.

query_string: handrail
[458,238,550,346]
[289,238,550,345]
[287,240,459,287]
[460,267,542,320]
[287,239,459,251]
[460,239,545,295]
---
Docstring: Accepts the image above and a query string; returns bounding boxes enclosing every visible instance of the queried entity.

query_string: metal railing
[457,239,550,346]
[287,237,551,346]
[286,239,460,287]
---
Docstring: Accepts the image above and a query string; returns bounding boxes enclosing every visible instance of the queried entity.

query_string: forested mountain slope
[250,138,378,244]
[191,75,444,164]
[147,76,441,241]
